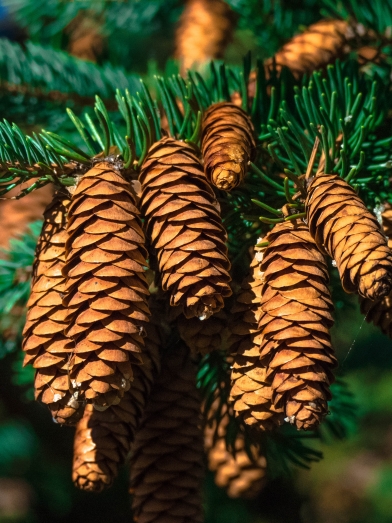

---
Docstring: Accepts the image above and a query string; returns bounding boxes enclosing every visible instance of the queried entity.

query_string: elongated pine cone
[130,344,204,523]
[177,309,227,355]
[63,161,150,410]
[259,220,337,430]
[175,0,236,72]
[229,246,284,430]
[205,399,267,499]
[201,102,256,191]
[22,191,83,425]
[306,173,392,301]
[139,137,232,320]
[360,208,392,336]
[266,19,352,77]
[72,314,162,492]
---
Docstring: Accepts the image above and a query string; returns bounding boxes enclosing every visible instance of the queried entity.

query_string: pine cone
[258,220,337,430]
[266,19,352,78]
[201,102,256,191]
[175,0,236,72]
[360,208,392,336]
[177,309,227,355]
[130,344,204,523]
[72,314,162,492]
[305,173,392,301]
[139,137,232,320]
[230,247,284,431]
[205,400,266,499]
[22,191,82,425]
[63,161,150,410]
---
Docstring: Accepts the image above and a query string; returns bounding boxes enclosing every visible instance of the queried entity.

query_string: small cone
[201,102,256,191]
[258,220,337,430]
[266,19,352,78]
[72,312,162,492]
[229,245,284,431]
[175,0,236,73]
[66,13,105,62]
[177,309,227,355]
[62,161,150,410]
[360,208,392,336]
[205,398,267,499]
[22,191,82,425]
[139,137,232,320]
[130,344,204,523]
[305,173,392,301]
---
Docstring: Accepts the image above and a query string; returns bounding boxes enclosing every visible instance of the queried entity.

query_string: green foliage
[0,221,40,358]
[321,0,392,37]
[0,38,140,103]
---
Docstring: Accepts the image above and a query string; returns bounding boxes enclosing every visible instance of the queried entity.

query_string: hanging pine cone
[22,191,83,425]
[139,137,232,320]
[266,19,352,77]
[205,399,267,499]
[305,173,392,301]
[258,220,337,430]
[229,247,284,431]
[201,102,256,191]
[360,208,392,337]
[130,344,204,523]
[175,0,236,73]
[62,161,150,410]
[72,312,162,492]
[177,309,227,355]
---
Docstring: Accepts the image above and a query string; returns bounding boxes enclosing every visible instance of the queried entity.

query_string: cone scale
[22,191,82,425]
[130,344,204,523]
[305,173,392,301]
[139,137,232,320]
[62,161,150,410]
[258,220,337,430]
[205,398,267,499]
[72,315,162,492]
[230,247,284,431]
[201,102,256,191]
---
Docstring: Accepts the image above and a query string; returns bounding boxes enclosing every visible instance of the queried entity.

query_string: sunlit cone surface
[201,102,256,191]
[22,191,83,425]
[258,220,337,430]
[130,344,204,523]
[72,313,162,492]
[63,161,150,410]
[306,173,392,301]
[360,208,392,336]
[229,246,284,431]
[266,19,352,77]
[177,309,227,355]
[139,137,232,320]
[205,398,267,499]
[175,0,236,72]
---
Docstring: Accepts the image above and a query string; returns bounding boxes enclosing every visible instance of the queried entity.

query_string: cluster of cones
[13,6,392,517]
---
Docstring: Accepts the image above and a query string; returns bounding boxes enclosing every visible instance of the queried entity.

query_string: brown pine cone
[229,246,284,431]
[130,344,204,523]
[175,0,236,73]
[305,173,392,301]
[360,208,392,336]
[63,161,150,410]
[205,399,266,499]
[201,102,256,191]
[22,191,83,425]
[266,19,352,78]
[177,309,227,355]
[258,220,337,430]
[72,314,162,492]
[139,137,232,320]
